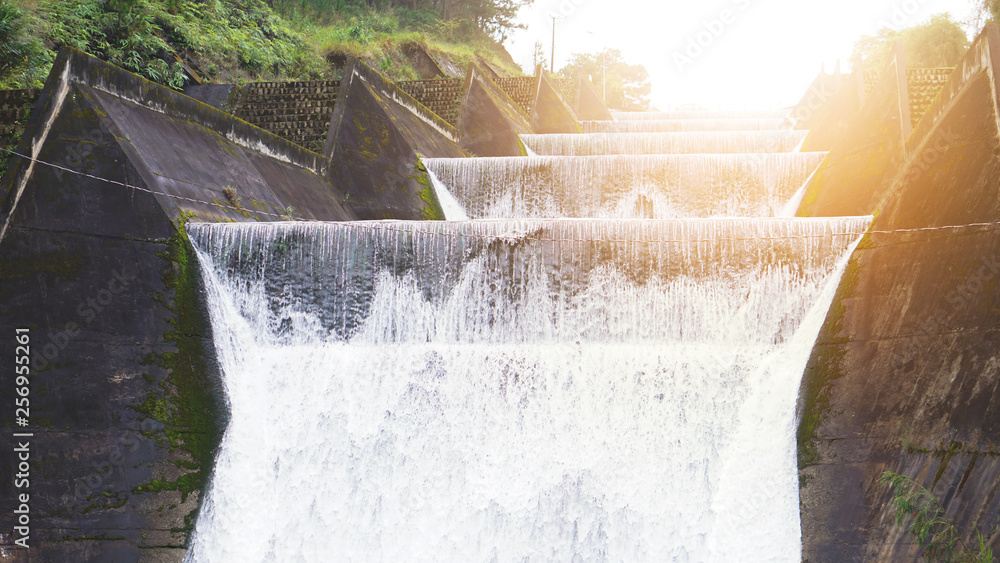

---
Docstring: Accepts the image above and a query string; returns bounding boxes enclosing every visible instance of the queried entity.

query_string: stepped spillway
[582,117,796,133]
[611,109,794,120]
[520,130,809,155]
[424,153,826,219]
[184,105,868,562]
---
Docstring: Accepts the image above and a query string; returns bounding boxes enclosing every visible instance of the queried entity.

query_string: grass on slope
[1,0,522,90]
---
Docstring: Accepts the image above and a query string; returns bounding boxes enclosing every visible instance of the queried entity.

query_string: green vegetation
[133,217,226,542]
[0,1,50,87]
[852,13,969,71]
[982,0,1000,24]
[558,48,651,111]
[0,91,32,179]
[273,0,530,43]
[0,0,528,90]
[412,160,444,220]
[880,471,997,562]
[273,0,525,80]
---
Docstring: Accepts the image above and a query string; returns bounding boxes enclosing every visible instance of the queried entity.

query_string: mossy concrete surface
[0,48,354,561]
[401,43,447,79]
[456,63,534,157]
[530,66,583,135]
[324,57,466,220]
[575,75,613,122]
[798,26,1000,561]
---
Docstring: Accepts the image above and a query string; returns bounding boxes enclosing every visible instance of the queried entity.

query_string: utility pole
[550,16,563,74]
[602,51,606,100]
[587,31,606,100]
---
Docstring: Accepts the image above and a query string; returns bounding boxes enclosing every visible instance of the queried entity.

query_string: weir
[520,130,809,155]
[611,109,794,120]
[424,153,827,219]
[582,117,796,133]
[183,107,871,561]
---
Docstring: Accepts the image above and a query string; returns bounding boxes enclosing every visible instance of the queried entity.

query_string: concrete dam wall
[0,45,609,560]
[2,20,998,561]
[796,25,1000,562]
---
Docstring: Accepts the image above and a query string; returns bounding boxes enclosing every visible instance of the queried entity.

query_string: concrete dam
[1,26,999,562]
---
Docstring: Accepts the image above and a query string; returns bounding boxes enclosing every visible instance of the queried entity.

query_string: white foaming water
[521,131,809,156]
[184,217,869,562]
[611,109,794,120]
[582,118,796,133]
[426,167,469,220]
[424,154,827,219]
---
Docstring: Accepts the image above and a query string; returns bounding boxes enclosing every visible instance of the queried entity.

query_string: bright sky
[506,0,982,110]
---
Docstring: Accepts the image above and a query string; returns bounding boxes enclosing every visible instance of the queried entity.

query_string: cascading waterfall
[426,167,470,220]
[521,131,809,156]
[185,217,868,562]
[611,109,793,120]
[184,104,866,562]
[582,118,795,133]
[424,154,827,219]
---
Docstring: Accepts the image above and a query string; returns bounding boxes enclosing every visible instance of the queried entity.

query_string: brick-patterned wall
[235,80,340,154]
[906,68,951,126]
[495,77,536,115]
[864,68,952,127]
[551,77,578,108]
[0,88,41,178]
[397,79,464,126]
[864,71,879,96]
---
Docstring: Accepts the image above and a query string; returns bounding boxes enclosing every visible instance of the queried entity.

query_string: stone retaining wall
[865,67,952,127]
[397,78,464,126]
[495,76,537,115]
[234,80,340,154]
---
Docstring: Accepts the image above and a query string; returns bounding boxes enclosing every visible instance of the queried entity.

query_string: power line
[3,146,1000,245]
[0,147,297,221]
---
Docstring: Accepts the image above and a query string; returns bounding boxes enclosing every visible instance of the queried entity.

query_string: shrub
[0,0,50,88]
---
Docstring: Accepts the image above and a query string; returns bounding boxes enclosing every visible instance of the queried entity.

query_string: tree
[852,13,969,70]
[531,40,547,71]
[981,0,999,24]
[284,0,532,43]
[447,0,531,42]
[559,49,651,111]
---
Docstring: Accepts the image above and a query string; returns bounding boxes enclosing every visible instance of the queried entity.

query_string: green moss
[132,473,203,503]
[412,158,444,221]
[132,213,224,545]
[797,249,865,473]
[0,252,85,282]
[57,533,127,542]
[516,134,528,157]
[76,491,129,514]
[932,440,965,486]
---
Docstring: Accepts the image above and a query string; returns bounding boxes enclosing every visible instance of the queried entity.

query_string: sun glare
[508,0,977,109]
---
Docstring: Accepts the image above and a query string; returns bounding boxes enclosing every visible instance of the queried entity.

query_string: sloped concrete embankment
[0,48,354,561]
[797,26,1000,561]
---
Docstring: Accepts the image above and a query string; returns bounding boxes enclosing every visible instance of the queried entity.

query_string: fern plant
[880,471,996,562]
